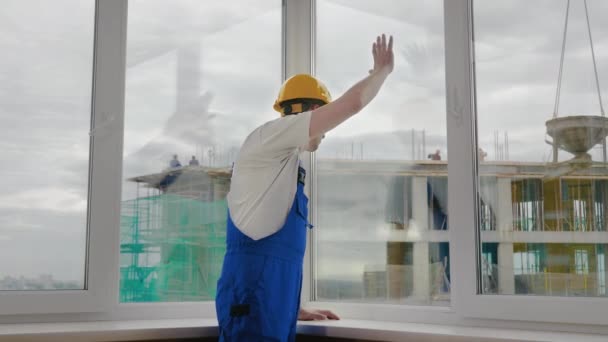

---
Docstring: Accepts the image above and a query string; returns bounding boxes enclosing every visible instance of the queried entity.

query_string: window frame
[111,0,288,320]
[306,0,458,324]
[447,0,608,326]
[1,0,288,320]
[0,0,126,315]
[282,0,316,305]
[2,0,608,332]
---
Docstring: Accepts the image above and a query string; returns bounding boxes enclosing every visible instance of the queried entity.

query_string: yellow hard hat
[273,74,332,115]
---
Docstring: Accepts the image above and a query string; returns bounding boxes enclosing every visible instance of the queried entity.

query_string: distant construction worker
[428,149,441,161]
[169,154,181,168]
[478,147,487,162]
[189,155,200,166]
[216,34,394,341]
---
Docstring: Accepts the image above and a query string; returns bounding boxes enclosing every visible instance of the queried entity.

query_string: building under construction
[118,156,608,304]
[119,166,231,303]
[315,158,608,303]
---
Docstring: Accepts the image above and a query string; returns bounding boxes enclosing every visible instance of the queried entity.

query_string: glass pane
[0,0,94,291]
[475,0,608,297]
[120,0,281,302]
[315,0,449,305]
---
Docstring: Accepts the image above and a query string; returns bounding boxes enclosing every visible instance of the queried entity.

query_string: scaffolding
[119,167,230,303]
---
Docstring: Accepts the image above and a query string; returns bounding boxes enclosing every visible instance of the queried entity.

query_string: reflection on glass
[120,0,281,302]
[475,0,608,296]
[483,243,607,296]
[315,0,449,305]
[0,0,94,291]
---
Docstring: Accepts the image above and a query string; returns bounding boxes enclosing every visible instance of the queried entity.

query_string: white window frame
[447,0,608,326]
[282,0,315,305]
[0,0,126,315]
[1,0,287,321]
[106,0,289,321]
[2,0,608,334]
[305,0,460,326]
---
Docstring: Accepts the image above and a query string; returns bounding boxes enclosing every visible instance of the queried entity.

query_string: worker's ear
[282,104,292,115]
[301,102,311,112]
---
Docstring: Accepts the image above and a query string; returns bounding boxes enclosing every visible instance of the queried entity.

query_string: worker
[169,154,181,168]
[428,149,441,161]
[478,147,487,162]
[189,155,200,166]
[215,34,394,341]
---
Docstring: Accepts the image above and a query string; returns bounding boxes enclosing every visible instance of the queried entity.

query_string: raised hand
[370,33,394,75]
[309,34,396,138]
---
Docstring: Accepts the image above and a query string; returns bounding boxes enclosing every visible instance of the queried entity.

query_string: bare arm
[309,34,394,138]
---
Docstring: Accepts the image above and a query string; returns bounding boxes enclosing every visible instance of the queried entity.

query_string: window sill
[297,320,608,342]
[0,318,217,341]
[1,319,606,342]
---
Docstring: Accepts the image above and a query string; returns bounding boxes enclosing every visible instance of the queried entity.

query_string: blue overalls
[216,166,311,341]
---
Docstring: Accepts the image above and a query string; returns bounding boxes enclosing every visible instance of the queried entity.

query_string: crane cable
[553,0,604,118]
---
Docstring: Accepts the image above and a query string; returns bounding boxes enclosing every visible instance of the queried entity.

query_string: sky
[1,0,608,285]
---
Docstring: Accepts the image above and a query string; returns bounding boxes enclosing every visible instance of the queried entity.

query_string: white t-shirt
[227,111,312,240]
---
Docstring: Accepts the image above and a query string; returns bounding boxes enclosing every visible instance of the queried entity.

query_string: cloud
[0,216,43,232]
[0,187,87,213]
[3,0,608,283]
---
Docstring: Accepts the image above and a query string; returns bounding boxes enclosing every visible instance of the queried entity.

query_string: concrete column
[386,242,409,299]
[498,243,515,295]
[496,177,513,232]
[411,176,429,231]
[413,242,430,302]
[411,177,430,302]
[601,251,608,296]
[496,177,515,294]
[212,176,230,201]
[402,177,411,229]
